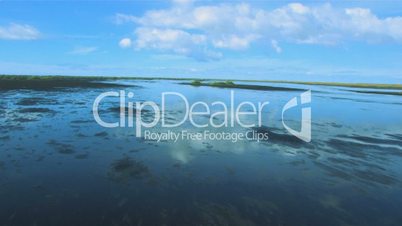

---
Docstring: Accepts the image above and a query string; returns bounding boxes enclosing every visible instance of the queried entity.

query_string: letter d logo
[281,90,311,142]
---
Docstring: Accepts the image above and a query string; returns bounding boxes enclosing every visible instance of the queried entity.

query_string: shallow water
[1,80,401,225]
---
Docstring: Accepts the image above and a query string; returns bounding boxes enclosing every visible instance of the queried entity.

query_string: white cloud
[135,27,221,61]
[212,34,259,50]
[271,40,282,53]
[119,38,132,48]
[114,13,137,24]
[288,3,310,14]
[172,0,194,6]
[116,2,402,60]
[69,46,98,55]
[0,23,40,40]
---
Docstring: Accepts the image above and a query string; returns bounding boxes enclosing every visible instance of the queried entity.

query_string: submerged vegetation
[108,156,150,183]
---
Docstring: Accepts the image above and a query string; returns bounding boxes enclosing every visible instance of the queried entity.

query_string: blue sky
[1,0,402,83]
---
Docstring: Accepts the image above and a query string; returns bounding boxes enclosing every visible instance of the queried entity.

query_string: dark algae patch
[74,153,89,159]
[337,134,402,147]
[108,156,150,182]
[47,139,75,154]
[0,135,10,141]
[195,202,256,226]
[16,97,58,106]
[17,107,56,114]
[386,133,402,140]
[349,90,402,96]
[94,131,108,137]
[253,126,310,148]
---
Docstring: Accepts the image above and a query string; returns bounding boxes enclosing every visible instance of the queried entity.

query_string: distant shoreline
[1,74,401,90]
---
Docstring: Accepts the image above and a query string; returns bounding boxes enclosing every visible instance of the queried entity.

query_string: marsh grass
[190,80,203,86]
[0,75,129,90]
[209,80,235,87]
[186,80,305,91]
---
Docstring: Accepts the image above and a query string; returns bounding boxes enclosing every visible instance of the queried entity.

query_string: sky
[1,0,402,83]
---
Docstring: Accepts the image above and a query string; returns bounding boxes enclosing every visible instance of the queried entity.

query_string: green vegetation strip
[186,80,306,91]
[0,75,130,90]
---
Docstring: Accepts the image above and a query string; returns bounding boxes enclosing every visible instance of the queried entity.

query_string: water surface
[1,80,401,225]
